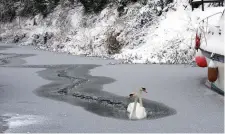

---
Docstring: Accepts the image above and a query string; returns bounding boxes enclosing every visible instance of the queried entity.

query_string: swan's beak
[144,90,148,93]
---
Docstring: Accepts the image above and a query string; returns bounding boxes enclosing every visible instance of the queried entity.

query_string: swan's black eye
[142,87,147,93]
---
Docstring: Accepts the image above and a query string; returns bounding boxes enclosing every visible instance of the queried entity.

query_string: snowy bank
[0,0,222,64]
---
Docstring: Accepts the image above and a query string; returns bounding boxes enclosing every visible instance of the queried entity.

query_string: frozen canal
[0,43,224,133]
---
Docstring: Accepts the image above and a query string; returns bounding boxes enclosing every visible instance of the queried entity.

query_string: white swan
[127,88,147,112]
[127,88,147,120]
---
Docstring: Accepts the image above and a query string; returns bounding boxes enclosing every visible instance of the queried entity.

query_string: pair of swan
[127,87,147,120]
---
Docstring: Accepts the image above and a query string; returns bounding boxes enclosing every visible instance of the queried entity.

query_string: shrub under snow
[0,0,216,64]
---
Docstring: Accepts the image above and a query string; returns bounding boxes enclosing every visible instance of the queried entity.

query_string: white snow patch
[114,0,196,64]
[113,1,225,64]
[3,113,45,129]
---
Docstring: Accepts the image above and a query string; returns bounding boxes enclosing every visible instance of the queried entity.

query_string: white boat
[195,7,224,94]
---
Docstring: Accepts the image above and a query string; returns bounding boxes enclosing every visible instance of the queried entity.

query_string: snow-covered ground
[0,43,224,133]
[0,0,224,64]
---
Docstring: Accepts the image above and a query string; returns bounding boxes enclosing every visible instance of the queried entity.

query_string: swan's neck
[131,96,138,117]
[138,90,143,107]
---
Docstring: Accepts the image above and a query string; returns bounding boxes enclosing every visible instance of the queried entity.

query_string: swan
[127,87,147,112]
[127,88,147,120]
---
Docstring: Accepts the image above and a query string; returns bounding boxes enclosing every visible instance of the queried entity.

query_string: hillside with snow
[0,0,222,64]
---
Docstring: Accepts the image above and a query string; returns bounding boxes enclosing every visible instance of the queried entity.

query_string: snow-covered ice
[0,43,224,133]
[3,113,45,129]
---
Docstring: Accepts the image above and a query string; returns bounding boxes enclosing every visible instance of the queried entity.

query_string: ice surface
[0,43,223,133]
